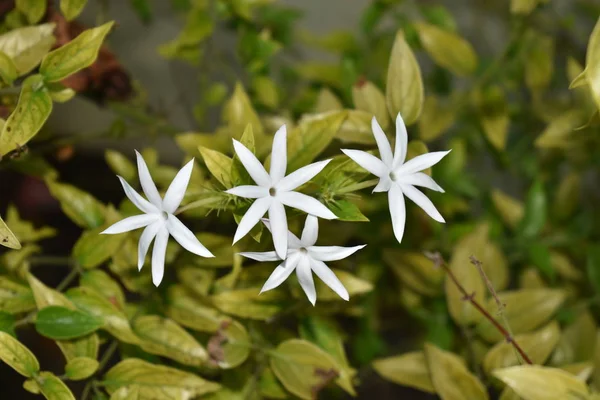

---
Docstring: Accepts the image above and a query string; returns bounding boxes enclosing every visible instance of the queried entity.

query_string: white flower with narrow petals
[240,215,365,305]
[342,114,451,243]
[101,151,214,286]
[226,125,338,259]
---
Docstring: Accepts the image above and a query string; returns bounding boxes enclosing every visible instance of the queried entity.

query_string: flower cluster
[102,113,450,304]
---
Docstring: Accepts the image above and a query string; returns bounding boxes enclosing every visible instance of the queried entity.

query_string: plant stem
[426,252,533,365]
[56,266,82,292]
[81,341,119,400]
[30,256,75,267]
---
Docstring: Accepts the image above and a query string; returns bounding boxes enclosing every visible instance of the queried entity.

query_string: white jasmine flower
[102,151,214,286]
[341,114,450,243]
[226,125,337,259]
[240,215,365,305]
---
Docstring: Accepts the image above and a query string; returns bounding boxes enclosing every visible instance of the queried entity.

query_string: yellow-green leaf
[483,322,560,375]
[314,269,373,301]
[0,331,39,377]
[223,82,264,142]
[494,365,589,400]
[0,74,52,156]
[60,0,88,21]
[64,357,99,380]
[167,286,224,332]
[491,189,524,229]
[252,75,279,109]
[481,112,510,151]
[15,0,47,25]
[0,23,56,75]
[580,16,600,113]
[418,95,456,142]
[0,277,35,314]
[269,339,345,400]
[372,351,435,393]
[73,227,125,269]
[552,310,596,366]
[199,146,233,188]
[384,250,445,296]
[425,343,488,400]
[525,32,554,92]
[212,320,251,369]
[105,150,136,183]
[47,83,76,103]
[336,110,375,144]
[315,88,343,113]
[414,22,478,76]
[46,180,105,229]
[535,109,587,149]
[476,289,566,342]
[211,288,282,321]
[510,0,548,15]
[0,51,17,85]
[352,80,389,129]
[103,358,221,398]
[27,273,73,309]
[132,315,207,366]
[80,270,125,310]
[4,205,56,243]
[37,371,76,400]
[40,21,114,82]
[0,215,21,249]
[175,131,230,155]
[385,30,424,125]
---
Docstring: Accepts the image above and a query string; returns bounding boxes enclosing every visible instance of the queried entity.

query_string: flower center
[269,187,277,197]
[389,171,398,182]
[299,247,308,254]
[161,211,169,220]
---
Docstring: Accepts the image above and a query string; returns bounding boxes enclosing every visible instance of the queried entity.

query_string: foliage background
[1,0,600,399]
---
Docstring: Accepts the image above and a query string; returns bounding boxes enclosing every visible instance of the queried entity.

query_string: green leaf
[0,276,36,314]
[373,351,435,393]
[528,243,555,281]
[0,331,40,377]
[491,189,524,229]
[223,82,265,143]
[414,22,478,76]
[132,315,207,366]
[46,180,105,229]
[67,287,140,345]
[60,0,88,21]
[27,273,73,309]
[80,270,125,310]
[0,51,17,85]
[35,306,104,340]
[40,21,114,82]
[4,205,56,243]
[64,356,99,380]
[352,80,389,129]
[0,74,52,156]
[510,0,548,14]
[580,15,600,113]
[37,371,76,400]
[385,30,424,125]
[0,215,21,249]
[199,146,233,188]
[252,75,280,109]
[47,82,76,103]
[525,31,554,92]
[210,320,251,369]
[0,312,16,336]
[384,250,445,297]
[587,245,600,295]
[0,23,56,75]
[105,150,136,182]
[326,199,368,222]
[424,343,489,400]
[518,180,547,239]
[167,286,225,333]
[287,110,347,171]
[418,95,456,142]
[231,123,255,186]
[211,288,282,321]
[73,227,124,269]
[15,0,47,24]
[535,109,587,149]
[494,365,589,400]
[103,358,221,398]
[270,339,347,400]
[129,0,152,23]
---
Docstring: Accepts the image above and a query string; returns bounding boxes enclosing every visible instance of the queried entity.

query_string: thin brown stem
[425,252,533,365]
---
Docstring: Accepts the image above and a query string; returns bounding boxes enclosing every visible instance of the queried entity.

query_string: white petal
[308,244,366,262]
[151,227,169,287]
[373,177,392,193]
[101,213,158,235]
[276,159,331,192]
[270,125,287,184]
[162,159,195,213]
[233,139,270,187]
[135,150,163,208]
[401,184,445,223]
[239,251,280,262]
[341,149,387,177]
[371,117,393,166]
[233,197,272,244]
[392,113,408,168]
[226,185,268,199]
[261,218,302,248]
[301,215,318,246]
[397,172,444,192]
[389,183,406,243]
[269,200,288,259]
[296,255,316,305]
[138,219,163,270]
[395,150,451,176]
[260,253,300,294]
[310,259,349,301]
[167,214,214,257]
[118,176,159,214]
[278,191,337,220]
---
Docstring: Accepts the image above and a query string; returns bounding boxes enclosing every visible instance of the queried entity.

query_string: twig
[425,252,533,365]
[81,340,119,400]
[470,255,523,364]
[56,266,82,292]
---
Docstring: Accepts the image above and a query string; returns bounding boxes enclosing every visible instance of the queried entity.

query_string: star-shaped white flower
[226,125,337,259]
[101,151,214,286]
[341,114,450,243]
[240,215,365,305]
